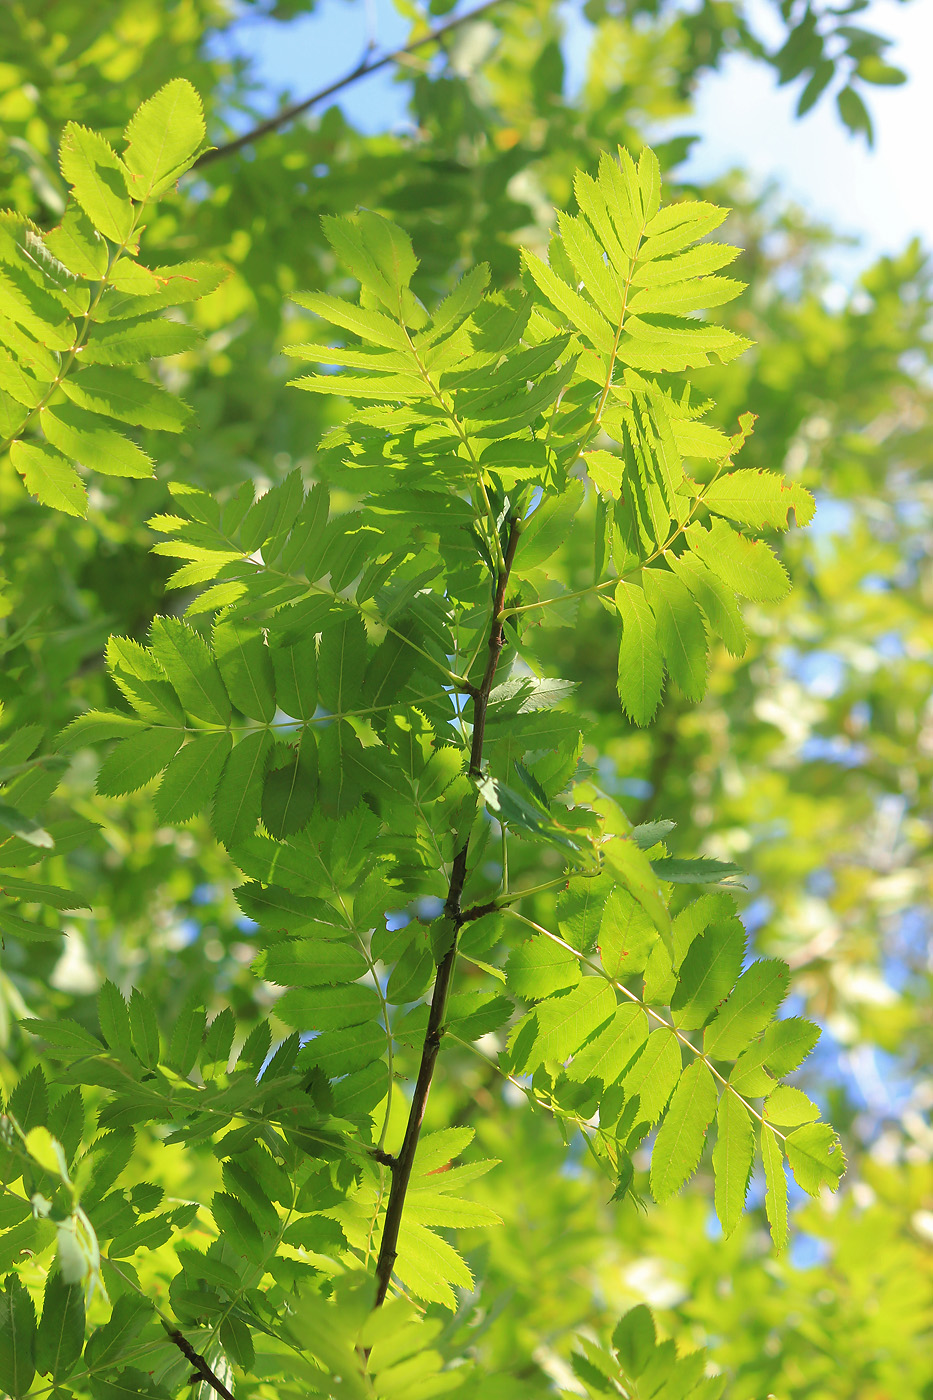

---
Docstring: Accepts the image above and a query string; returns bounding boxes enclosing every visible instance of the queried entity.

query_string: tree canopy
[0,3,930,1398]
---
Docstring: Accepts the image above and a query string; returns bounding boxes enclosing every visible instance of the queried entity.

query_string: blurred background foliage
[0,0,930,1394]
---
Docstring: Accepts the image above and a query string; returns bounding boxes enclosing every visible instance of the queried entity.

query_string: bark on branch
[372,515,521,1307]
[164,1325,236,1400]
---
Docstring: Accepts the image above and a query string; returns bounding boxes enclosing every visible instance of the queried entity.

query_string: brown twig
[372,515,521,1307]
[164,1325,236,1400]
[193,0,509,169]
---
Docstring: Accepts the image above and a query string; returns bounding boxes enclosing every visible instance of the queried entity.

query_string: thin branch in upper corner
[193,0,509,169]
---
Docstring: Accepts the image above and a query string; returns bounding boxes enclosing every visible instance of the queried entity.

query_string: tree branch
[194,0,509,170]
[164,1325,236,1400]
[372,515,521,1308]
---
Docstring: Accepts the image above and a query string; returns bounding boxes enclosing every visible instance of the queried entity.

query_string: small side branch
[372,516,521,1308]
[194,0,508,169]
[164,1325,236,1400]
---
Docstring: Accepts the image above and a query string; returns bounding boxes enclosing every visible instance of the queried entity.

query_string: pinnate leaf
[9,441,87,518]
[615,581,663,725]
[651,1058,717,1201]
[703,469,815,530]
[689,519,790,602]
[149,616,230,724]
[154,731,232,824]
[641,567,708,702]
[761,1123,788,1251]
[712,1090,754,1235]
[704,959,790,1060]
[622,1025,681,1123]
[763,1085,819,1127]
[671,910,745,1029]
[96,726,183,797]
[35,1271,84,1382]
[59,123,134,242]
[123,80,205,200]
[213,616,276,722]
[41,405,155,478]
[785,1123,845,1196]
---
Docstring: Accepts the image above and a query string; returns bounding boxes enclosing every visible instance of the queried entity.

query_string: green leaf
[712,1091,754,1235]
[671,910,745,1029]
[87,1368,171,1400]
[123,80,206,200]
[21,1018,103,1058]
[318,615,367,715]
[149,616,231,724]
[669,552,746,658]
[627,275,744,316]
[427,262,489,339]
[520,479,584,569]
[602,837,671,948]
[0,1275,36,1399]
[516,979,616,1070]
[213,616,276,722]
[97,260,226,320]
[57,709,145,752]
[564,1003,648,1087]
[106,637,185,724]
[583,448,624,500]
[0,800,54,847]
[98,980,135,1059]
[9,441,87,518]
[558,212,624,322]
[129,988,161,1069]
[622,1026,681,1123]
[154,730,233,824]
[703,469,815,530]
[836,85,873,142]
[83,1296,151,1372]
[522,249,615,356]
[650,1059,717,1201]
[639,200,728,263]
[96,726,184,797]
[291,291,411,351]
[211,1191,265,1262]
[9,1065,49,1130]
[277,981,382,1032]
[704,959,790,1060]
[35,1271,84,1382]
[0,878,84,909]
[650,856,742,884]
[689,519,790,603]
[81,316,201,366]
[62,366,192,431]
[211,730,271,846]
[43,201,109,279]
[59,123,134,242]
[641,568,708,702]
[761,1124,788,1252]
[598,888,658,977]
[507,936,581,999]
[763,1085,819,1127]
[261,737,318,839]
[615,581,663,725]
[48,1086,85,1164]
[785,1123,846,1196]
[262,939,369,988]
[166,997,206,1077]
[762,1017,821,1077]
[612,1304,655,1378]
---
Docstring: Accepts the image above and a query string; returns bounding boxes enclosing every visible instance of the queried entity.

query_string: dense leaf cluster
[0,81,854,1397]
[0,2,930,1397]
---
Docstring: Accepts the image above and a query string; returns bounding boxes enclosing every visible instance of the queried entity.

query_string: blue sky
[225,0,932,282]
